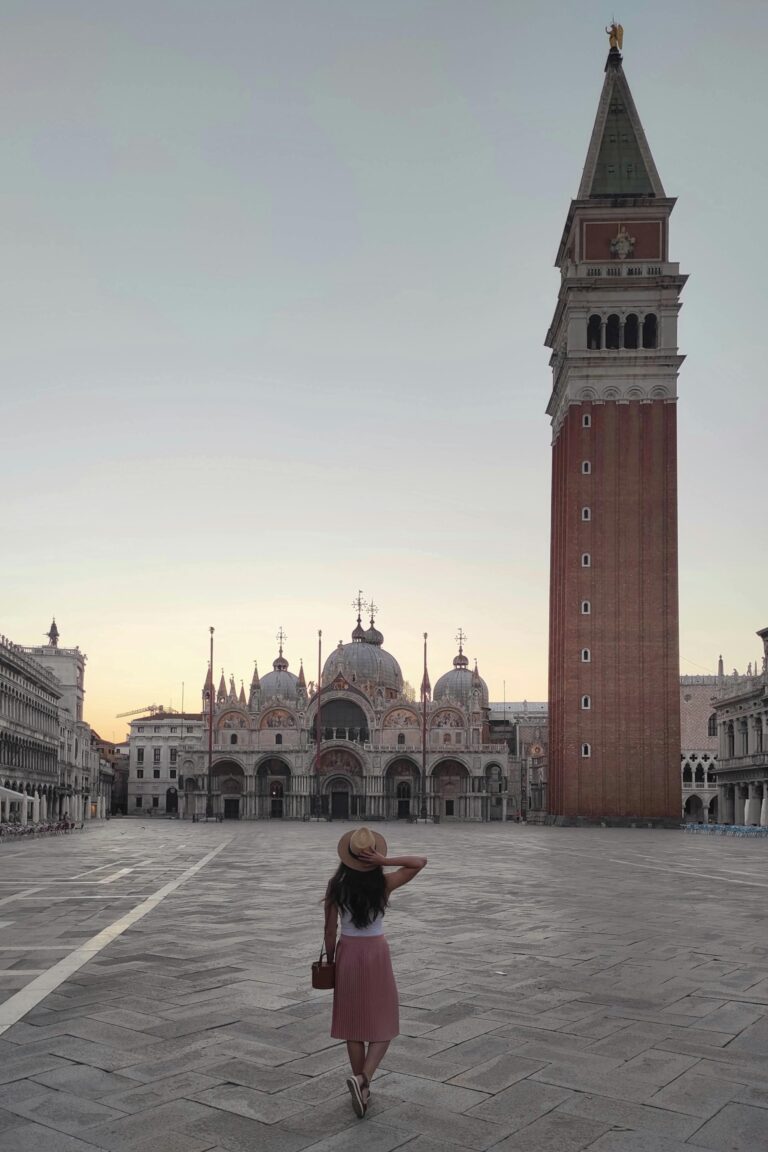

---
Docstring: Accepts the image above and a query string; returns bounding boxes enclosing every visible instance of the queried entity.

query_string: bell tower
[546,36,686,822]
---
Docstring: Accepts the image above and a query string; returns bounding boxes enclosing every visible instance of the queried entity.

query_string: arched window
[397,733,405,746]
[581,695,591,710]
[739,719,749,756]
[581,743,591,758]
[605,314,620,349]
[694,765,705,784]
[582,461,591,475]
[581,553,591,567]
[624,313,639,349]
[587,315,602,350]
[726,722,734,758]
[582,507,591,521]
[230,734,237,745]
[707,713,717,738]
[582,413,592,428]
[581,648,591,663]
[682,764,692,783]
[642,313,658,348]
[581,600,591,614]
[275,733,282,745]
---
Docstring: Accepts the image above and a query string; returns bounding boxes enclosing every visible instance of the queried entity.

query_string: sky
[2,1,766,742]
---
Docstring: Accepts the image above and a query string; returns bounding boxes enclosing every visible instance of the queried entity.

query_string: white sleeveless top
[340,909,384,937]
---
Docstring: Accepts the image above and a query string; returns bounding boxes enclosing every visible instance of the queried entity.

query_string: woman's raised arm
[356,849,427,892]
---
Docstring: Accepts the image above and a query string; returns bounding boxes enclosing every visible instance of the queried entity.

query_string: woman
[324,825,427,1118]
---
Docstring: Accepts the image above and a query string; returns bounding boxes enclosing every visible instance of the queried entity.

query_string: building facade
[22,622,100,821]
[546,42,685,822]
[0,633,61,821]
[488,703,549,819]
[132,612,514,821]
[713,628,768,826]
[126,713,203,816]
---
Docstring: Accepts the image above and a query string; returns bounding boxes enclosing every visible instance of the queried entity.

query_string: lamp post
[206,626,214,819]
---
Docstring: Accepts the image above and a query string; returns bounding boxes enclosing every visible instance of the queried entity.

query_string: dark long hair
[327,863,389,929]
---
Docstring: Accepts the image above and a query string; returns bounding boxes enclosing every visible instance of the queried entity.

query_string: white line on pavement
[0,839,232,1037]
[0,889,42,907]
[98,868,134,884]
[609,858,768,889]
[71,862,117,879]
[0,946,76,951]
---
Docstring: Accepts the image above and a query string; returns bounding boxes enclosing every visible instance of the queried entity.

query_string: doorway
[166,787,178,815]
[270,781,284,819]
[396,781,411,819]
[224,798,240,819]
[331,789,350,819]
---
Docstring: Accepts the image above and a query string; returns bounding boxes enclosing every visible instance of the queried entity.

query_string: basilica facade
[176,612,513,822]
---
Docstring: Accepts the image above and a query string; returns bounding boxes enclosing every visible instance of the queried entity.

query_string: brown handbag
[311,946,335,990]
[311,902,336,990]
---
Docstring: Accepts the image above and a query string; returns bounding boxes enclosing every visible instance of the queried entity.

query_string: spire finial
[606,21,624,53]
[455,627,467,656]
[352,589,366,623]
[351,591,367,641]
[368,597,379,625]
[276,626,287,657]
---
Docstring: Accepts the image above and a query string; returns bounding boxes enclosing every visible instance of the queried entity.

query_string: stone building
[0,632,61,822]
[126,713,203,816]
[679,662,755,823]
[22,621,100,821]
[713,628,768,826]
[546,39,685,822]
[0,619,109,823]
[488,702,549,818]
[162,610,513,821]
[92,734,129,816]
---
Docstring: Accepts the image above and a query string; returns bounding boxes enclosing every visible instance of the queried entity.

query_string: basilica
[175,609,513,822]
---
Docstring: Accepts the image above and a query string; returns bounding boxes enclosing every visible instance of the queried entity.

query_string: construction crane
[115,704,178,719]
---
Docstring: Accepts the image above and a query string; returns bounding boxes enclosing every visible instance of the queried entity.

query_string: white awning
[0,785,27,800]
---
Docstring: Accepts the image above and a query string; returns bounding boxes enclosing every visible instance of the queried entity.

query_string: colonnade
[718,781,768,827]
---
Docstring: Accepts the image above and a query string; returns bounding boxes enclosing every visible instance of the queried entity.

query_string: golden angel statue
[606,23,624,51]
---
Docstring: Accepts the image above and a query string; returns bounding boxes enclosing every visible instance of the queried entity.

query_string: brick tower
[545,41,686,822]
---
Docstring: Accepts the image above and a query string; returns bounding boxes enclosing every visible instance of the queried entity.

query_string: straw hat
[337,826,388,871]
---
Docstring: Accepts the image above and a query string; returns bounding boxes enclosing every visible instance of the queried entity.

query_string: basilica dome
[323,615,403,695]
[259,650,299,702]
[433,645,489,708]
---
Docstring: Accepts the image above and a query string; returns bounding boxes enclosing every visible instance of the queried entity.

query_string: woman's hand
[357,848,388,867]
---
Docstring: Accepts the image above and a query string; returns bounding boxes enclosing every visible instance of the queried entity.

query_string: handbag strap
[319,896,336,963]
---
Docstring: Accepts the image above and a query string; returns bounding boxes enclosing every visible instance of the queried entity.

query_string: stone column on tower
[545,39,687,823]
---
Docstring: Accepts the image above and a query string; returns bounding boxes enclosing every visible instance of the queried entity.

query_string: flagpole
[315,629,322,818]
[421,632,429,822]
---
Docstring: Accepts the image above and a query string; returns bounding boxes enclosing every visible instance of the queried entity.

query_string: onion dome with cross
[433,629,489,708]
[322,593,403,695]
[259,628,300,702]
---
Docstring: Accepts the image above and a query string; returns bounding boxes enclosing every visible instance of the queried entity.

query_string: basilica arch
[212,757,245,820]
[430,758,470,820]
[384,756,421,819]
[256,756,292,819]
[307,685,375,747]
[318,748,364,820]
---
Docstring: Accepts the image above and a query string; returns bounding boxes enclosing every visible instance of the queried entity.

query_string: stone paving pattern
[0,822,767,1151]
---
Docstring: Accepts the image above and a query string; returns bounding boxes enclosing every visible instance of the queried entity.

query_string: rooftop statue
[606,22,624,51]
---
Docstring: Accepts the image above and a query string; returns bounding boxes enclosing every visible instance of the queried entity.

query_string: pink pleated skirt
[331,935,400,1042]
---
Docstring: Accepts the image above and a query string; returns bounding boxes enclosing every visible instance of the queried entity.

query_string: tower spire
[577,31,665,200]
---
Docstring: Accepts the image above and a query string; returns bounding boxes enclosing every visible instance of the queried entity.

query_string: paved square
[0,822,767,1150]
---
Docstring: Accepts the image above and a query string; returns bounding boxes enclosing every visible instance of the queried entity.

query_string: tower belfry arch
[545,33,685,823]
